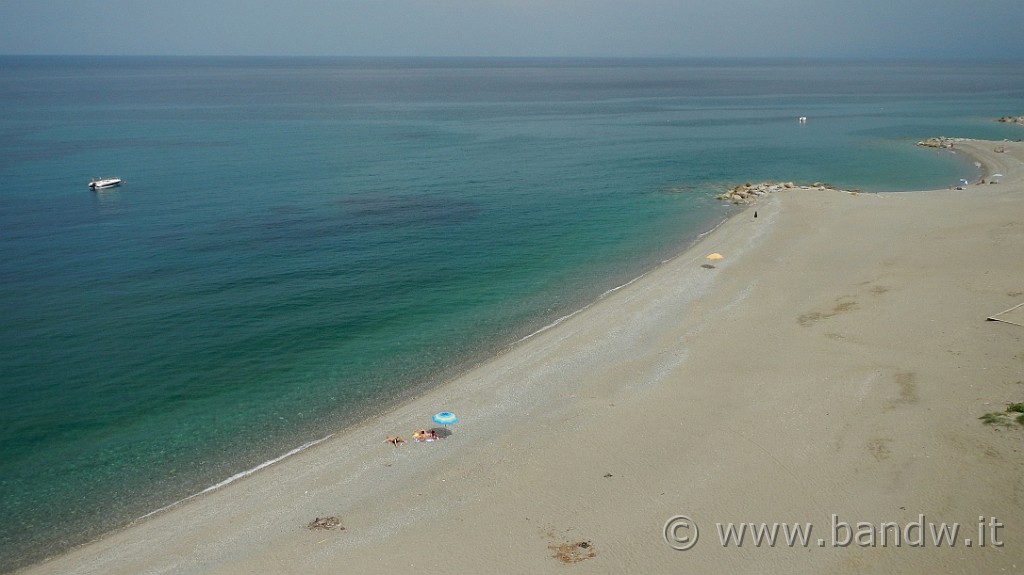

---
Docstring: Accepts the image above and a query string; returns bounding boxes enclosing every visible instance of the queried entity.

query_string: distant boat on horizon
[89,177,122,190]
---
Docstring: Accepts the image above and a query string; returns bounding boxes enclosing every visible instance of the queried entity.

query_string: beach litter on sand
[986,302,1024,327]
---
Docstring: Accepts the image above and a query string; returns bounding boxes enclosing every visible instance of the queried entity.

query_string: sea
[1,56,1022,570]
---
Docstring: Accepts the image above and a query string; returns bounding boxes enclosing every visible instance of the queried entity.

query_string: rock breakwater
[716,181,848,204]
[917,136,967,149]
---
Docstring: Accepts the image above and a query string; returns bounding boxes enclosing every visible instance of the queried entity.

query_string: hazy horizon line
[3,53,1021,63]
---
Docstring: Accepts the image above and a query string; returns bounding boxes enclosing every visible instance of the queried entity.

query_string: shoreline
[6,210,739,574]
[19,138,1024,574]
[5,199,735,574]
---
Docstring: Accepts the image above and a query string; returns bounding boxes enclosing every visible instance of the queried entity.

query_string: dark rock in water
[716,180,844,204]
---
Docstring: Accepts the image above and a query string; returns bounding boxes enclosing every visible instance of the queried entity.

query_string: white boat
[89,177,122,190]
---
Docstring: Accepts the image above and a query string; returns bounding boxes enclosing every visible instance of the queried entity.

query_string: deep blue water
[1,56,1022,570]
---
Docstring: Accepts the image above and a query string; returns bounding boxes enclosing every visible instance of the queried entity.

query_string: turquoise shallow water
[1,57,1022,570]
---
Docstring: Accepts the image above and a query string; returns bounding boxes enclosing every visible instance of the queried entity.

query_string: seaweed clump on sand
[549,539,597,564]
[307,516,345,531]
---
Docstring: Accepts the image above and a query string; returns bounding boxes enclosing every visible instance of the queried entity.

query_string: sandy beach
[20,139,1024,574]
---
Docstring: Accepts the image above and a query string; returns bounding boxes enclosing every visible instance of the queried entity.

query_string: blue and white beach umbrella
[433,411,458,428]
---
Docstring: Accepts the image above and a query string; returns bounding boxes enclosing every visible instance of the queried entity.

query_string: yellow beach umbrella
[705,253,724,261]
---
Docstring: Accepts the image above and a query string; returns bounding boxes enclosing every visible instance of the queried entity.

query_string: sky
[0,0,1021,59]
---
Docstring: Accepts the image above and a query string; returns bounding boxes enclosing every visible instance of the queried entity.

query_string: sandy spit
[20,139,1024,574]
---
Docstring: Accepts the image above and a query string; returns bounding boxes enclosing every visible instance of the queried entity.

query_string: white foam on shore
[515,215,732,345]
[696,215,730,240]
[136,433,335,522]
[514,307,587,343]
[514,272,654,344]
[600,272,648,296]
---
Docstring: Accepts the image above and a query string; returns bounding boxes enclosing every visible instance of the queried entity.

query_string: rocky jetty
[917,136,967,149]
[716,181,844,204]
[997,116,1024,125]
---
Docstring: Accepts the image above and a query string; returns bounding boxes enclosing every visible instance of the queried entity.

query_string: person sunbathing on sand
[385,435,406,447]
[412,429,442,442]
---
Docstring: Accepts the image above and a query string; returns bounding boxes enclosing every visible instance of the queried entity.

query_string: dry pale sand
[21,139,1024,574]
